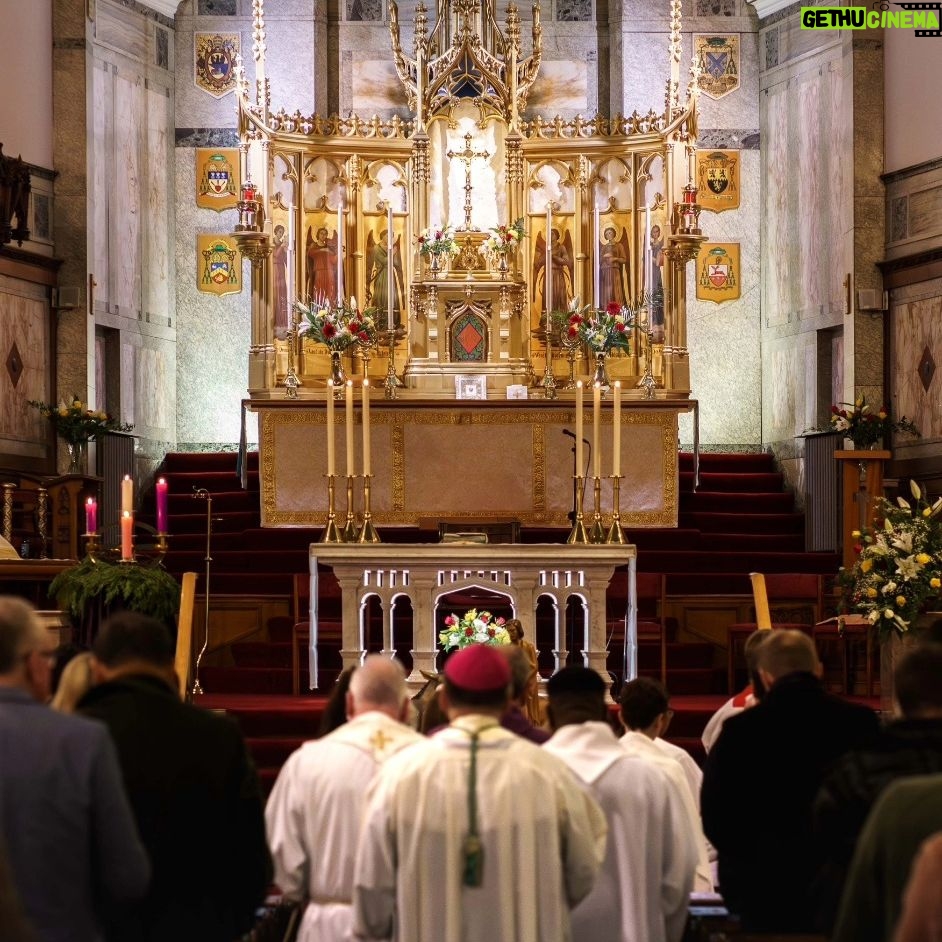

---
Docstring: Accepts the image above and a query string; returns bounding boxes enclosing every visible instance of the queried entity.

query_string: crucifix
[446,132,490,231]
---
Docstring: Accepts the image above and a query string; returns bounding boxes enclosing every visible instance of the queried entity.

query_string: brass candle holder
[589,476,606,544]
[155,531,170,560]
[84,532,101,561]
[542,322,558,400]
[358,474,381,543]
[566,475,590,544]
[319,475,344,543]
[342,474,359,542]
[383,326,405,400]
[606,475,627,544]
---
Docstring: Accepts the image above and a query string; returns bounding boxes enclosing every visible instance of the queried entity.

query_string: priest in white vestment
[353,644,607,942]
[619,677,715,893]
[543,667,697,942]
[265,655,423,942]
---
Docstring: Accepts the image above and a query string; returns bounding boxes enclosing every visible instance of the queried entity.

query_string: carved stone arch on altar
[638,152,668,340]
[446,298,491,362]
[301,156,346,212]
[361,159,408,213]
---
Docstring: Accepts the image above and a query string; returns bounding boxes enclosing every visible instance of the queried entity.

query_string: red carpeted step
[679,491,795,513]
[679,452,776,473]
[232,642,295,669]
[197,694,327,738]
[679,471,784,493]
[623,528,702,551]
[168,492,259,514]
[246,737,306,769]
[638,550,839,575]
[161,451,259,473]
[666,695,728,738]
[705,532,804,552]
[640,666,725,695]
[681,511,805,535]
[636,642,714,671]
[201,666,294,695]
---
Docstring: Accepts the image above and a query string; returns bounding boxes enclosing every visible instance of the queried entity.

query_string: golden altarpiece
[232,0,705,531]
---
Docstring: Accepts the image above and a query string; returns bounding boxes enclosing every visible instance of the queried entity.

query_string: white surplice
[653,737,704,811]
[265,710,423,942]
[620,729,715,893]
[544,722,698,942]
[353,714,608,942]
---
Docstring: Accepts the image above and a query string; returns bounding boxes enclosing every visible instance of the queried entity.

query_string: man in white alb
[265,655,422,942]
[619,677,715,893]
[544,667,697,942]
[353,643,607,942]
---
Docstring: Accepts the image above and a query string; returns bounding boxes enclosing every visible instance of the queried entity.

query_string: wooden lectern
[835,449,891,570]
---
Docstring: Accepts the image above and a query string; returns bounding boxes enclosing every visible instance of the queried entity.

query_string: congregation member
[814,642,942,931]
[78,611,270,942]
[0,596,150,942]
[701,628,879,934]
[499,643,550,742]
[353,643,607,942]
[832,774,942,942]
[265,655,422,942]
[619,677,714,892]
[701,629,767,753]
[543,666,698,942]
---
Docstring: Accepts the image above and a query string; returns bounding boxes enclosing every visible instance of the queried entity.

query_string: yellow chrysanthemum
[932,578,941,590]
[866,588,878,598]
[860,559,873,573]
[896,595,907,607]
[917,553,931,565]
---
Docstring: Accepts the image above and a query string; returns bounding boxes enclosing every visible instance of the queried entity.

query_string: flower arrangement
[830,396,919,449]
[439,608,511,650]
[295,296,377,352]
[417,225,459,258]
[839,479,942,638]
[567,301,634,354]
[480,218,525,256]
[29,396,132,445]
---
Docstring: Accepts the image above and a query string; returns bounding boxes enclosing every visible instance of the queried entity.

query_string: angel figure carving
[532,227,574,312]
[366,227,405,329]
[599,224,631,308]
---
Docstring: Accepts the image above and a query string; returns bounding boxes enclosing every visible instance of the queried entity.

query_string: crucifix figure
[446,132,490,231]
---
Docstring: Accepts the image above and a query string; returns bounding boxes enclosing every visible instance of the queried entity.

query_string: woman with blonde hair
[51,651,95,713]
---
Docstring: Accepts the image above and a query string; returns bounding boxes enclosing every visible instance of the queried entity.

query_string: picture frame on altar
[456,375,487,400]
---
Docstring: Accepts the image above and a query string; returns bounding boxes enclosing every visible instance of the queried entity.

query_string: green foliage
[50,557,181,628]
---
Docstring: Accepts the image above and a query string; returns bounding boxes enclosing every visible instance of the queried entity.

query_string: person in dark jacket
[701,628,879,934]
[813,642,942,931]
[79,611,271,942]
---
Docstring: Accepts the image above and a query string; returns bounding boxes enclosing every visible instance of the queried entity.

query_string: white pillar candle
[545,201,552,313]
[345,380,355,476]
[593,206,600,310]
[387,205,394,328]
[336,203,343,305]
[612,381,622,476]
[645,205,652,297]
[326,381,335,476]
[362,379,371,476]
[575,381,584,472]
[593,382,601,479]
[121,474,134,514]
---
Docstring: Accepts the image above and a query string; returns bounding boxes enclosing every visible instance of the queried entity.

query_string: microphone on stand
[561,428,591,446]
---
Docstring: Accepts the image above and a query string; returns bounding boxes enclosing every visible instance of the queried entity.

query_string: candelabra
[283,323,301,399]
[589,477,606,543]
[566,475,590,544]
[342,475,359,542]
[542,317,558,400]
[358,475,381,543]
[558,328,581,390]
[383,325,405,400]
[606,476,627,544]
[319,475,343,543]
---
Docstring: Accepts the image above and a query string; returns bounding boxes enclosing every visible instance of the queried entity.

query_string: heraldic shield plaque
[198,234,242,296]
[696,242,740,304]
[196,149,240,212]
[697,150,740,213]
[195,33,240,98]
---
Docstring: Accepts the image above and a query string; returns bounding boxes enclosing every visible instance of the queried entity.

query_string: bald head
[347,655,409,719]
[756,629,821,683]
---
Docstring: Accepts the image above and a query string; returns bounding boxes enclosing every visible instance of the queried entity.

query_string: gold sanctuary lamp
[566,475,590,544]
[319,475,344,543]
[606,475,627,544]
[235,180,261,233]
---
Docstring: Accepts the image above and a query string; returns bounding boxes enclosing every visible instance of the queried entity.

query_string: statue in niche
[532,228,574,312]
[305,225,338,303]
[366,228,405,329]
[598,224,631,308]
[272,224,289,335]
[648,223,666,341]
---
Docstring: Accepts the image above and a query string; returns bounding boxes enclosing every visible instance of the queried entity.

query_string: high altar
[232,0,705,529]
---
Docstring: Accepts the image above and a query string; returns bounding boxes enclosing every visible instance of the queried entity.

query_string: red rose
[464,626,474,637]
[569,313,582,325]
[495,617,505,626]
[488,627,496,637]
[322,323,336,338]
[358,331,369,342]
[445,615,456,626]
[615,322,626,331]
[568,326,579,338]
[481,613,490,623]
[606,302,621,315]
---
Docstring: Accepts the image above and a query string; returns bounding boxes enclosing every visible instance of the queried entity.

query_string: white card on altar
[506,385,528,399]
[456,376,487,400]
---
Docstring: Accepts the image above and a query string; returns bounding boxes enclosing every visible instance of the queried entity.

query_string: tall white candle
[345,380,354,476]
[326,381,335,476]
[645,205,652,297]
[287,203,295,326]
[593,382,601,479]
[362,379,371,476]
[288,202,295,245]
[575,381,584,472]
[121,475,133,514]
[593,207,600,309]
[387,205,394,328]
[612,381,622,476]
[545,202,552,313]
[336,203,343,305]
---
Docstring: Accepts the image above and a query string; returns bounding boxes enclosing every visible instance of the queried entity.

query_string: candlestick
[345,381,354,476]
[362,380,371,476]
[336,202,344,305]
[592,382,601,480]
[593,207,600,310]
[612,382,622,477]
[566,475,589,544]
[575,382,584,472]
[156,477,168,533]
[342,475,358,543]
[688,145,697,184]
[606,475,627,544]
[590,476,606,544]
[121,511,134,561]
[326,381,336,476]
[85,497,97,535]
[319,475,343,543]
[121,475,133,514]
[357,474,381,543]
[387,205,394,330]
